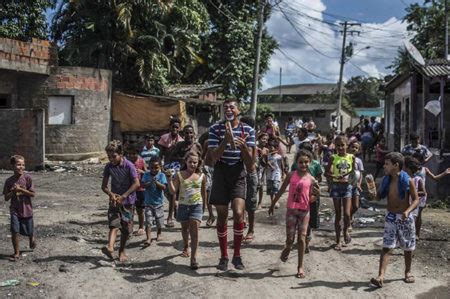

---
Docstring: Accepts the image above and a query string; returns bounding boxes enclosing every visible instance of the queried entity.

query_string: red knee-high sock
[233,222,245,257]
[217,224,228,258]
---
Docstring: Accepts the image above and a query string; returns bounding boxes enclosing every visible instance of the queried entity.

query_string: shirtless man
[370,152,419,288]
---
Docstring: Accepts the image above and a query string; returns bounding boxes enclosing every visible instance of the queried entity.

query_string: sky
[262,0,420,90]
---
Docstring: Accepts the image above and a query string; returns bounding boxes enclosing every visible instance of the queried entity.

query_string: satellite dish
[404,40,425,66]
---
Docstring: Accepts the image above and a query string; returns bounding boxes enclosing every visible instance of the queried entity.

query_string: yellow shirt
[331,153,354,182]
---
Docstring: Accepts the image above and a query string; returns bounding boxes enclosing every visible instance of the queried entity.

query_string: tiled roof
[259,83,337,96]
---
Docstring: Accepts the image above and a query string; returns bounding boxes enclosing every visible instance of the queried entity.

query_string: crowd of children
[3,106,450,287]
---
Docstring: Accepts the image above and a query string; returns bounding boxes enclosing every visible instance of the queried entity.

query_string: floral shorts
[383,212,416,251]
[286,208,310,238]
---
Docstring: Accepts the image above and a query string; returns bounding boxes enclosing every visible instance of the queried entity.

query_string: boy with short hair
[127,144,147,236]
[3,155,36,261]
[370,152,420,288]
[101,140,140,262]
[141,157,167,245]
[141,135,160,166]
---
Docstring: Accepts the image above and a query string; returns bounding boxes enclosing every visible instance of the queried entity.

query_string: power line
[278,7,340,59]
[277,48,336,82]
[287,1,408,34]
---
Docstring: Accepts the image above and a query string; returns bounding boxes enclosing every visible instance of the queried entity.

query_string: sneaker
[231,256,245,270]
[217,257,229,271]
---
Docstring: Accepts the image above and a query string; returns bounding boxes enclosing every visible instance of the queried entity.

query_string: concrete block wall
[0,109,45,170]
[0,37,57,74]
[37,67,113,160]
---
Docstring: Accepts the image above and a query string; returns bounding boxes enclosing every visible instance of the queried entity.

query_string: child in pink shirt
[269,150,320,278]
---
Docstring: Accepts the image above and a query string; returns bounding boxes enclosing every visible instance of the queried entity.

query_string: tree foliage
[344,76,383,108]
[52,0,209,94]
[51,0,277,97]
[188,0,277,100]
[390,0,446,74]
[0,0,55,41]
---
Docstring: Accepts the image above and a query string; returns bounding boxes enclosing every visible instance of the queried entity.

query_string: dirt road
[0,165,448,298]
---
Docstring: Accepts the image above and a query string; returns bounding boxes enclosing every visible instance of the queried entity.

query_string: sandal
[9,255,20,262]
[165,221,175,228]
[280,247,290,262]
[296,272,306,279]
[190,261,199,270]
[206,216,216,227]
[181,249,190,258]
[344,233,352,245]
[143,240,152,247]
[243,234,254,244]
[135,228,145,236]
[404,274,415,284]
[334,243,342,251]
[101,247,114,260]
[370,277,383,288]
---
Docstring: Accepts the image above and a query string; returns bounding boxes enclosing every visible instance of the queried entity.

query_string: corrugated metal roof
[420,59,450,78]
[259,83,337,96]
[167,84,222,98]
[265,103,338,112]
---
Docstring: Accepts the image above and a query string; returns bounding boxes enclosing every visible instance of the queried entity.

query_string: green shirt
[291,159,323,179]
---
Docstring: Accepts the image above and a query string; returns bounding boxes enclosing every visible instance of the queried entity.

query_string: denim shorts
[11,213,34,236]
[176,204,203,222]
[330,183,352,199]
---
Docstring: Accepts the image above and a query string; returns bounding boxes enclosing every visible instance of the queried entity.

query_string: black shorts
[210,162,246,206]
[135,191,145,209]
[309,198,320,229]
[245,171,258,212]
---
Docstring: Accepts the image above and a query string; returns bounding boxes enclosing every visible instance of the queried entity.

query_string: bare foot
[334,243,342,251]
[181,248,190,258]
[143,240,152,247]
[156,234,162,241]
[118,253,128,263]
[344,232,352,244]
[134,228,145,236]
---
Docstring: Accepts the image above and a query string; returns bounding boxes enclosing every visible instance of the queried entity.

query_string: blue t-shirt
[208,121,255,165]
[141,171,167,206]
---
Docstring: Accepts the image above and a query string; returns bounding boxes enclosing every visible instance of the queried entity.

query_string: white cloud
[262,0,409,90]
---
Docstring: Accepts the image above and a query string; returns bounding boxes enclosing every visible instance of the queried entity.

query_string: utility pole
[279,67,282,118]
[445,0,448,59]
[336,21,360,131]
[250,0,266,120]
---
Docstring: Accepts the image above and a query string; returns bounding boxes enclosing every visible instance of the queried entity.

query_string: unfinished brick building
[0,37,112,169]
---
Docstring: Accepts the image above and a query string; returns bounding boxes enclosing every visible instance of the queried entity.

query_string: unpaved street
[0,164,448,298]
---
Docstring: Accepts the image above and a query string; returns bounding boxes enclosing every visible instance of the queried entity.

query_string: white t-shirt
[292,136,311,153]
[267,153,282,182]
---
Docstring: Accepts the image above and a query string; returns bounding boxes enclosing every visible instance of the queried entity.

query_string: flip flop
[206,217,216,227]
[280,247,290,262]
[296,272,306,279]
[190,261,199,270]
[165,221,175,228]
[334,244,342,251]
[134,228,145,236]
[142,241,152,248]
[404,274,415,284]
[370,277,383,288]
[101,247,114,260]
[344,233,352,245]
[9,255,19,262]
[181,249,190,258]
[243,234,255,244]
[30,240,37,250]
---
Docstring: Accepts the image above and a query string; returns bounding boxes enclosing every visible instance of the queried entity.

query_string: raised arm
[268,172,292,215]
[425,167,450,180]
